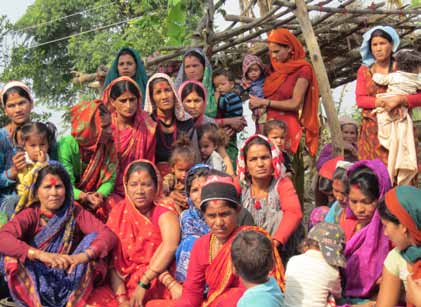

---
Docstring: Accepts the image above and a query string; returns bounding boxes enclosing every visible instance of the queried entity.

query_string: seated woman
[102,76,157,204]
[102,47,148,103]
[0,161,117,307]
[169,175,284,307]
[339,159,392,306]
[58,99,117,221]
[104,160,181,306]
[144,73,200,176]
[376,186,421,307]
[238,134,303,263]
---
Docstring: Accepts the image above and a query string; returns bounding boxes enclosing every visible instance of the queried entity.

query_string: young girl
[0,122,56,220]
[197,122,234,175]
[264,120,293,176]
[162,137,196,213]
[242,54,266,133]
[175,164,211,282]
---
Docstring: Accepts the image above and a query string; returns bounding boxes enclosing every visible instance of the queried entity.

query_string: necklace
[158,116,175,128]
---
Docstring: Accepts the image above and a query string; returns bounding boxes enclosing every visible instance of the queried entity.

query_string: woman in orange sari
[250,28,319,201]
[91,160,181,307]
[149,175,285,307]
[102,76,157,206]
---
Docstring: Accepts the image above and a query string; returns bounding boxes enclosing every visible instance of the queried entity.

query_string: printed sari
[102,76,157,199]
[0,161,108,307]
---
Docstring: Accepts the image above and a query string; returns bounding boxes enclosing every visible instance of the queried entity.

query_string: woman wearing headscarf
[102,47,149,105]
[377,186,421,307]
[356,26,421,164]
[57,99,117,221]
[144,73,200,175]
[102,76,157,205]
[339,159,392,306]
[0,81,35,221]
[0,162,117,307]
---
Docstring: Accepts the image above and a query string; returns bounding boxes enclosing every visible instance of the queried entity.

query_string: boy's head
[197,123,224,161]
[170,137,196,183]
[264,120,287,150]
[231,230,274,284]
[213,69,235,95]
[307,222,346,268]
[394,49,421,74]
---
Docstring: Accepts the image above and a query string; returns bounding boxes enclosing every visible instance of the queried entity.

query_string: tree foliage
[0,0,204,108]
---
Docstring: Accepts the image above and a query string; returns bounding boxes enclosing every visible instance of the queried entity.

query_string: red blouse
[356,65,421,109]
[0,204,117,263]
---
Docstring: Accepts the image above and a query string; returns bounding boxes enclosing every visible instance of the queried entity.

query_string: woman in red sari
[149,175,285,307]
[249,28,319,201]
[91,160,181,307]
[102,76,157,205]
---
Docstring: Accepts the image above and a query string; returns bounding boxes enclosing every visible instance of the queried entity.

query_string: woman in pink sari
[102,76,157,205]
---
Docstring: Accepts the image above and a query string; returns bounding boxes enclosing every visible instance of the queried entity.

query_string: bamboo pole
[294,0,344,156]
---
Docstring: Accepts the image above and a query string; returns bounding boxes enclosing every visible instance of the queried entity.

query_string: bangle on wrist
[267,100,271,108]
[168,280,177,290]
[138,280,151,290]
[28,248,36,260]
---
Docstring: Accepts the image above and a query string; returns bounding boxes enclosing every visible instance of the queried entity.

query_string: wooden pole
[294,0,344,156]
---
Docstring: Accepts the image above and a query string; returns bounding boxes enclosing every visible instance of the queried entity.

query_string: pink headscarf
[177,80,208,126]
[242,54,265,81]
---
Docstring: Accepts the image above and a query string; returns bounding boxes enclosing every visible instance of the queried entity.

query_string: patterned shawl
[342,159,391,299]
[107,159,177,297]
[203,226,285,307]
[174,48,217,118]
[102,76,157,196]
[237,134,286,186]
[144,73,191,122]
[102,47,148,106]
[70,99,117,193]
[0,161,96,307]
[264,28,320,156]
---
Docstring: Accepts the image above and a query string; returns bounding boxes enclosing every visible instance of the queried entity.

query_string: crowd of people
[0,25,420,307]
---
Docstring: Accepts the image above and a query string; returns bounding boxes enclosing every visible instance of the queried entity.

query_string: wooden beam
[294,0,344,156]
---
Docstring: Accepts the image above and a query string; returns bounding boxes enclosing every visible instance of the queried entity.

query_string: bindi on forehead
[49,177,58,186]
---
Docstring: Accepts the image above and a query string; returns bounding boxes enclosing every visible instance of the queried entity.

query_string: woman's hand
[223,117,246,132]
[249,95,267,110]
[380,95,407,112]
[169,191,187,210]
[130,286,146,307]
[241,79,252,91]
[10,151,27,178]
[86,192,104,210]
[67,252,89,273]
[407,276,421,307]
[36,250,72,270]
[169,282,183,300]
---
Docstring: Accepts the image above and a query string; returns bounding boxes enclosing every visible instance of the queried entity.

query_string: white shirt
[285,250,342,307]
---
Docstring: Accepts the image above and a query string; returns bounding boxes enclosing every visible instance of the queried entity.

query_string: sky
[1,0,35,22]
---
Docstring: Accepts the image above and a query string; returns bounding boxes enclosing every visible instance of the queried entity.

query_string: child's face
[246,64,262,81]
[267,128,286,150]
[341,124,357,143]
[189,176,207,210]
[213,75,234,95]
[173,160,193,184]
[332,179,347,207]
[24,134,49,162]
[199,136,216,161]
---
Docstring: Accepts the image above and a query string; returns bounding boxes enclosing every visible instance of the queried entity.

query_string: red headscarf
[264,28,320,156]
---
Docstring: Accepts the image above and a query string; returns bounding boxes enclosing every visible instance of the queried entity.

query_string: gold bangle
[28,248,36,260]
[168,280,177,289]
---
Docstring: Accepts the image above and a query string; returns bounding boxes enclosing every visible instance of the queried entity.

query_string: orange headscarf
[264,28,320,156]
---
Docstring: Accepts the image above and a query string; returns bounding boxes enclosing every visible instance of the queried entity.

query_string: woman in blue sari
[0,161,117,307]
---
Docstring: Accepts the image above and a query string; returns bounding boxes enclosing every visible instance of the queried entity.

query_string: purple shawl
[343,159,391,299]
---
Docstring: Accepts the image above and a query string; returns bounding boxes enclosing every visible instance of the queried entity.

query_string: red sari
[149,226,284,307]
[264,28,320,156]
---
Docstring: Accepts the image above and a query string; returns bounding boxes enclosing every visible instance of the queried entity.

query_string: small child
[232,230,284,307]
[285,222,345,307]
[1,122,56,220]
[197,123,234,175]
[162,137,195,213]
[264,120,293,176]
[242,54,266,133]
[372,49,421,184]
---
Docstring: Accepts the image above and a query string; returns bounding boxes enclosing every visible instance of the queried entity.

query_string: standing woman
[144,73,199,175]
[175,48,217,118]
[376,186,421,307]
[237,134,303,263]
[250,28,320,200]
[0,81,33,210]
[356,26,421,163]
[102,47,148,104]
[102,76,157,204]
